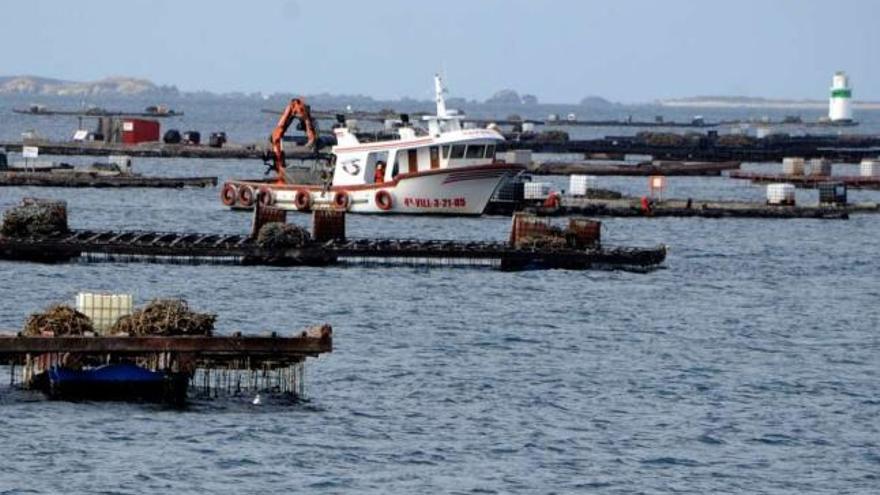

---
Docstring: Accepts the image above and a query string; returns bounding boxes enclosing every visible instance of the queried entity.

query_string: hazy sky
[3,0,877,102]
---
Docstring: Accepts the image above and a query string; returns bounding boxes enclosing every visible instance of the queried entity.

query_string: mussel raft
[0,201,667,271]
[0,297,333,405]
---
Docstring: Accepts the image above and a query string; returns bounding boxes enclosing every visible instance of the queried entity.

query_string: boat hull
[225,163,524,215]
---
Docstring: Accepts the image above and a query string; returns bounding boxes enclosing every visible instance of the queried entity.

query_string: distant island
[0,76,179,97]
[659,95,880,110]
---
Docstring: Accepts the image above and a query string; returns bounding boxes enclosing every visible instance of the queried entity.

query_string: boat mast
[427,74,462,135]
[434,74,448,118]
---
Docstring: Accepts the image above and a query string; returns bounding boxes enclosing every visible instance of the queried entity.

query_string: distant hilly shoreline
[0,75,178,97]
[659,95,880,110]
[2,75,879,109]
[0,75,620,109]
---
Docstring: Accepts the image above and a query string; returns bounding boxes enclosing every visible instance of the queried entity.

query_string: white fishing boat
[221,75,524,215]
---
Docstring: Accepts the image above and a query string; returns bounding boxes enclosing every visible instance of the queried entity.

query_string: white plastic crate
[108,155,132,173]
[860,159,880,177]
[806,158,831,176]
[766,183,796,205]
[569,175,597,196]
[500,150,533,166]
[75,292,133,333]
[524,182,551,200]
[782,157,805,175]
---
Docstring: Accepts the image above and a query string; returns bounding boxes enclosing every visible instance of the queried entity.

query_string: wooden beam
[0,331,331,357]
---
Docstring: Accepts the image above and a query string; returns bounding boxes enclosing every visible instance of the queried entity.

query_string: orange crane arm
[270,98,318,183]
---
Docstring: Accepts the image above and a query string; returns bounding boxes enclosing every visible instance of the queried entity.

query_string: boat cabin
[331,128,500,186]
[330,74,504,187]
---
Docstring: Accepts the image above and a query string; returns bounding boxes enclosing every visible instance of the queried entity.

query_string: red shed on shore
[121,119,160,144]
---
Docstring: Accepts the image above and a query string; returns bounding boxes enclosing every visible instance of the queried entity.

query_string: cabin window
[485,145,496,159]
[430,146,440,169]
[442,145,451,158]
[366,151,390,183]
[450,145,466,159]
[407,149,418,173]
[465,145,485,159]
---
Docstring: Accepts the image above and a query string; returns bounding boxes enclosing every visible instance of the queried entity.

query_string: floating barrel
[163,129,182,144]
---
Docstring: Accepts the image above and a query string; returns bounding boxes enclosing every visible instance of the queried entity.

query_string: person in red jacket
[374,161,386,183]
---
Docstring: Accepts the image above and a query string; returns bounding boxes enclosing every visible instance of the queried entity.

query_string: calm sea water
[0,95,878,494]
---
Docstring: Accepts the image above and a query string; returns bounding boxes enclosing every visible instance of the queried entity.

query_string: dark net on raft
[23,304,94,336]
[256,222,311,248]
[1,198,69,238]
[110,299,216,337]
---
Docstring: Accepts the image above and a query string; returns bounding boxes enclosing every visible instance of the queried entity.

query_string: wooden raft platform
[0,171,217,188]
[530,160,741,176]
[499,135,880,163]
[0,230,666,271]
[1,141,316,160]
[13,108,183,118]
[729,171,880,190]
[6,133,880,164]
[0,328,332,403]
[529,197,880,219]
[0,333,331,362]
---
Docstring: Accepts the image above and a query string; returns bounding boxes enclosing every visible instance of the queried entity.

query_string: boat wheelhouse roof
[332,74,503,154]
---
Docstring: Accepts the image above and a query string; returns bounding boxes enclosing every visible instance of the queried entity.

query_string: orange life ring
[256,187,275,207]
[333,190,351,211]
[220,183,238,206]
[293,189,312,211]
[238,184,256,207]
[238,185,257,208]
[375,190,393,211]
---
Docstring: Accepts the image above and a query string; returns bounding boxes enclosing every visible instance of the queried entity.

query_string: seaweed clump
[23,305,94,336]
[110,299,215,337]
[1,198,69,238]
[256,222,311,248]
